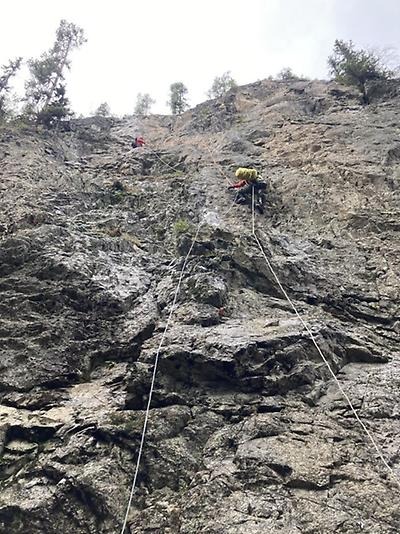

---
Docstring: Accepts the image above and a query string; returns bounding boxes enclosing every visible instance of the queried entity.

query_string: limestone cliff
[0,79,400,533]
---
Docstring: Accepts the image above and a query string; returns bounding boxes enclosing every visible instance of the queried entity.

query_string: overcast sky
[2,0,399,116]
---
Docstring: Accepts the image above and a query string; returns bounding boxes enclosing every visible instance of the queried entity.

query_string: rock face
[0,80,400,533]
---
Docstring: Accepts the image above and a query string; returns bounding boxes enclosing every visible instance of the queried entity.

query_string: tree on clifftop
[207,71,237,99]
[94,102,112,117]
[167,82,188,115]
[134,93,155,117]
[328,40,394,104]
[0,58,22,120]
[277,67,301,81]
[25,20,86,126]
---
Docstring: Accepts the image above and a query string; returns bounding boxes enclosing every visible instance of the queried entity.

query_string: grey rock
[1,79,400,533]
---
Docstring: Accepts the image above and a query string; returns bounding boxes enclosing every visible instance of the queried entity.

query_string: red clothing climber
[132,136,145,148]
[228,179,248,190]
[228,167,258,191]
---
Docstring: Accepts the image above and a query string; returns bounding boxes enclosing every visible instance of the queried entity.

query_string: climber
[132,136,145,149]
[228,167,267,213]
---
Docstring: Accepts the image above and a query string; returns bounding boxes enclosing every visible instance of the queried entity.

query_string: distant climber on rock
[228,167,266,213]
[132,136,145,149]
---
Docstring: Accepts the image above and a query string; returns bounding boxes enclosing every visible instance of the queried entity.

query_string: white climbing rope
[121,221,204,534]
[206,145,234,186]
[250,192,400,489]
[251,185,255,235]
[120,221,203,534]
[120,186,239,532]
[139,142,184,174]
[121,144,400,532]
[150,147,184,174]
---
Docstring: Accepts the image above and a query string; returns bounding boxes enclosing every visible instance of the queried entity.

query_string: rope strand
[121,145,399,534]
[120,182,239,532]
[250,192,400,489]
[120,222,204,534]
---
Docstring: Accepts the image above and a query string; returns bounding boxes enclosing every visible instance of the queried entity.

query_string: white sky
[1,0,399,115]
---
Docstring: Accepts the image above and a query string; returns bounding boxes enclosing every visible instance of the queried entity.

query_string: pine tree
[328,40,393,104]
[0,58,22,120]
[167,82,189,115]
[25,20,86,126]
[207,71,237,99]
[134,93,155,116]
[94,102,112,117]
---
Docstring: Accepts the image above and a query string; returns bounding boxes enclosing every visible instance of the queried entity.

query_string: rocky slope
[0,79,400,533]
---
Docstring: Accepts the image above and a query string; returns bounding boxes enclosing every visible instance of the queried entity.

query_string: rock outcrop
[0,79,400,533]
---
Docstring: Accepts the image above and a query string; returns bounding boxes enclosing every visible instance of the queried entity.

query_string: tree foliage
[167,82,188,115]
[25,19,86,126]
[134,93,155,116]
[277,67,301,81]
[94,102,112,117]
[328,40,394,104]
[0,58,22,120]
[207,71,237,99]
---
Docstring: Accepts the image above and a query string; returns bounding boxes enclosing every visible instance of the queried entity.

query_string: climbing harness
[230,182,265,214]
